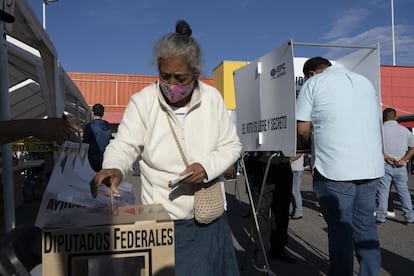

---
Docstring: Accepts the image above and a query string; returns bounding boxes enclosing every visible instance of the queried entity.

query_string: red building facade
[380,66,414,127]
[69,65,414,126]
[68,72,214,124]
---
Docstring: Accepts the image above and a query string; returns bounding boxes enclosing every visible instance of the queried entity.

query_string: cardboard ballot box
[41,204,175,276]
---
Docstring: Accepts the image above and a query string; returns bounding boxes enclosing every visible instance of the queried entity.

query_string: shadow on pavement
[226,193,330,275]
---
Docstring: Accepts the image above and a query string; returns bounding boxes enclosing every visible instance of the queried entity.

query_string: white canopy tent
[5,0,89,123]
[1,0,90,232]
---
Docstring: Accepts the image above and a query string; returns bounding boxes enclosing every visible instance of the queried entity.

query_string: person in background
[90,20,241,275]
[244,151,297,275]
[83,103,113,172]
[375,107,414,224]
[387,191,396,218]
[296,56,384,276]
[0,118,82,145]
[290,153,304,219]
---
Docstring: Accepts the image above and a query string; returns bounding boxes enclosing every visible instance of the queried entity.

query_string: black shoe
[242,210,251,218]
[252,259,276,275]
[269,249,297,263]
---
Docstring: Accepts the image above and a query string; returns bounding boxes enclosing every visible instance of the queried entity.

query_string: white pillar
[0,20,16,232]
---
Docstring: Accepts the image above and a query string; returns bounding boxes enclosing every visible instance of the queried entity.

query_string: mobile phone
[168,172,194,189]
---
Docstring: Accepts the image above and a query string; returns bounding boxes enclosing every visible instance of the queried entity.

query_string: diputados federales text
[43,227,174,253]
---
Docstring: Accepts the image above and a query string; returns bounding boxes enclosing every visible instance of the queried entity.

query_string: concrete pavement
[2,170,414,275]
[226,171,414,276]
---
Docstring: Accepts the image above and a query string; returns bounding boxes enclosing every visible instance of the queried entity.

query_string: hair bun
[175,20,192,36]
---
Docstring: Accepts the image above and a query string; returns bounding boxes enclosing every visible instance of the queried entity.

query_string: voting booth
[234,39,381,155]
[234,41,296,155]
[233,39,381,273]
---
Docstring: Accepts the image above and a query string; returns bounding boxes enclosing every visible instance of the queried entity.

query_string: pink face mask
[159,79,195,103]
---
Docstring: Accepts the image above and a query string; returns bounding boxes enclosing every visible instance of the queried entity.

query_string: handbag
[193,181,225,224]
[166,113,225,224]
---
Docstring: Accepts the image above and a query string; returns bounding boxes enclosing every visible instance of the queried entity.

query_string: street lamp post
[42,0,59,29]
[391,0,396,66]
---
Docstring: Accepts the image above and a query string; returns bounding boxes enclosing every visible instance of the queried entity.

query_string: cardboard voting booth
[42,204,174,276]
[233,39,381,273]
[36,142,175,275]
[233,40,296,155]
[233,39,381,156]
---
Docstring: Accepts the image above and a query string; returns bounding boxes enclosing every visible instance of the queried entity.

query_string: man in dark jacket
[83,104,113,172]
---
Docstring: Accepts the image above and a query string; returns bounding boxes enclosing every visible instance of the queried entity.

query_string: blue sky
[28,0,414,77]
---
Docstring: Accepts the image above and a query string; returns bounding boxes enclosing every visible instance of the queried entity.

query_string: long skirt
[174,213,240,276]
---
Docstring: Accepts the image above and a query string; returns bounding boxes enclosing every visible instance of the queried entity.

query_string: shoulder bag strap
[166,113,189,167]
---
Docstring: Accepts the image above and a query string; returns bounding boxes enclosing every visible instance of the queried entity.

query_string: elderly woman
[90,20,242,275]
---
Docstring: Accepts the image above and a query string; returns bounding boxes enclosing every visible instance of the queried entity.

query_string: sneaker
[387,211,396,218]
[376,220,386,225]
[405,220,414,225]
[252,260,276,275]
[290,214,303,220]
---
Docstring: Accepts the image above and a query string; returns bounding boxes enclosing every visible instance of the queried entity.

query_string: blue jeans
[376,163,414,222]
[291,170,304,216]
[313,170,381,276]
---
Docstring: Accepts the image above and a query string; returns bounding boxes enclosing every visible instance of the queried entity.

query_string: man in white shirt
[296,56,384,276]
[376,107,414,224]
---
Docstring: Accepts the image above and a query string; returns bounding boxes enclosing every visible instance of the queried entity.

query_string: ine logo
[270,62,286,79]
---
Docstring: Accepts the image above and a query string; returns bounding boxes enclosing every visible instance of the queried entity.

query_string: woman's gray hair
[154,20,202,76]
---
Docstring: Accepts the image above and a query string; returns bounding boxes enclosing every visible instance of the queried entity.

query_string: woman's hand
[180,162,207,184]
[90,168,123,198]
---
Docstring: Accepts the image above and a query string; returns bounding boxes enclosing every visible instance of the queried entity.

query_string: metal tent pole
[239,152,279,276]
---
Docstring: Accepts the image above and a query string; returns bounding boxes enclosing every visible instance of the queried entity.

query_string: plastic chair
[0,224,42,276]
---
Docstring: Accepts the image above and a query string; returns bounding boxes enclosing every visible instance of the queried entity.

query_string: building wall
[213,61,248,110]
[69,64,414,124]
[212,62,414,118]
[68,72,214,123]
[380,65,414,115]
